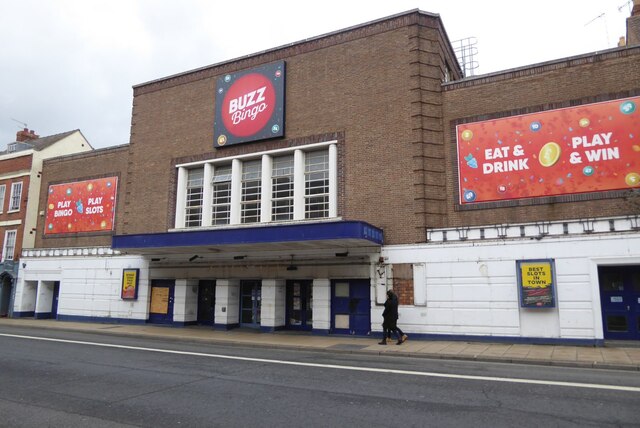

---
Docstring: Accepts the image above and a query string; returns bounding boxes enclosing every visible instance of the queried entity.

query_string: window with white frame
[8,181,22,211]
[272,155,294,221]
[212,165,232,225]
[0,184,5,213]
[185,169,204,227]
[305,150,329,219]
[241,160,261,223]
[176,142,337,229]
[2,230,17,262]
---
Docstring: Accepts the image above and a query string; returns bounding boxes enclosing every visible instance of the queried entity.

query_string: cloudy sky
[0,0,633,149]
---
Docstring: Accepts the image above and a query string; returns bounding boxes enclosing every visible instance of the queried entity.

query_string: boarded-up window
[392,263,414,305]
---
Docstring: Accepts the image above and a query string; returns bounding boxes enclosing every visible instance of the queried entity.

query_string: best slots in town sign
[44,177,118,235]
[214,61,285,148]
[456,96,639,204]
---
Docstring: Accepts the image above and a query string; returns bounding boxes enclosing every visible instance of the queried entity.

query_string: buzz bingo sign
[214,61,285,148]
[456,96,640,204]
[44,177,118,235]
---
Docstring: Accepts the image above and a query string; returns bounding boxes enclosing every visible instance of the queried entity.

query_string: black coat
[382,294,399,328]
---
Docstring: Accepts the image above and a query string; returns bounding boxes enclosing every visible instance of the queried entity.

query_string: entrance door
[331,279,371,336]
[240,280,261,328]
[599,266,640,340]
[286,280,312,331]
[51,281,60,318]
[197,280,216,325]
[0,274,12,317]
[149,279,175,324]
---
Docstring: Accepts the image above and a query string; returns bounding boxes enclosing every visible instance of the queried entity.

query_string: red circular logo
[222,73,275,137]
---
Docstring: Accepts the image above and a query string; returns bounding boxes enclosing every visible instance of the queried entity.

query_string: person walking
[379,289,408,345]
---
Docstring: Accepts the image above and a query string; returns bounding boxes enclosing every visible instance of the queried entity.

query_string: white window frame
[2,230,17,262]
[184,169,204,227]
[8,181,22,212]
[212,164,232,225]
[174,141,337,229]
[241,160,262,224]
[0,184,5,214]
[304,150,330,219]
[271,154,294,221]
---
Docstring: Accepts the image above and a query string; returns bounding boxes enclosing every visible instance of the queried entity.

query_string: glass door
[197,280,216,325]
[286,280,312,331]
[240,280,261,328]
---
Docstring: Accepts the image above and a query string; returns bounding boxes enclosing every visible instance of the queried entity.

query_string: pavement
[1,318,640,371]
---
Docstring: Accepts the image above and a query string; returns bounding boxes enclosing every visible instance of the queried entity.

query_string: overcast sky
[0,0,633,149]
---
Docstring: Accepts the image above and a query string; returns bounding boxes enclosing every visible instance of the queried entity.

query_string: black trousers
[383,321,404,340]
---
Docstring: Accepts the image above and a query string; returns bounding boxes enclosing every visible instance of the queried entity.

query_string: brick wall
[0,153,32,260]
[34,146,129,248]
[122,11,457,245]
[391,263,414,305]
[0,153,32,175]
[440,47,640,229]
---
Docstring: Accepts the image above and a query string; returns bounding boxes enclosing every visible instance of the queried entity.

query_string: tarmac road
[1,324,639,427]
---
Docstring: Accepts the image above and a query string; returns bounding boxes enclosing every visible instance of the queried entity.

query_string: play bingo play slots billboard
[214,61,285,148]
[456,96,639,204]
[44,177,118,235]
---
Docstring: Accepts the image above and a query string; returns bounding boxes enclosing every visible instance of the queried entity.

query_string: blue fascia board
[112,220,383,250]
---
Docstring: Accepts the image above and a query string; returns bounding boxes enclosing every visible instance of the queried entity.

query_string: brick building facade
[13,8,640,343]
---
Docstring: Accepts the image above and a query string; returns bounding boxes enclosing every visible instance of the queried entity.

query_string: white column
[260,154,273,223]
[230,159,242,225]
[261,279,285,330]
[293,149,305,220]
[202,164,213,227]
[14,279,37,314]
[34,281,53,317]
[312,278,331,333]
[372,254,388,304]
[214,279,240,328]
[329,143,338,218]
[173,279,198,324]
[175,167,188,228]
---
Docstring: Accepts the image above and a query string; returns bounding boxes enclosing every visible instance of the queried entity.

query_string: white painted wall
[35,281,54,315]
[383,233,640,340]
[215,279,240,325]
[16,254,149,321]
[261,279,285,328]
[13,280,37,313]
[312,278,331,331]
[174,279,198,323]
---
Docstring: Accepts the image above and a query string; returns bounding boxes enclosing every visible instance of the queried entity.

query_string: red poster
[44,177,118,234]
[457,97,639,204]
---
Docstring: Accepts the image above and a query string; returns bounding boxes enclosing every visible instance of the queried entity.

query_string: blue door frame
[599,265,640,340]
[51,281,60,318]
[331,279,371,336]
[148,279,175,324]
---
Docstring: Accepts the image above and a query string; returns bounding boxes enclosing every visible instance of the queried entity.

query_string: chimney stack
[16,128,39,142]
[627,0,640,46]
